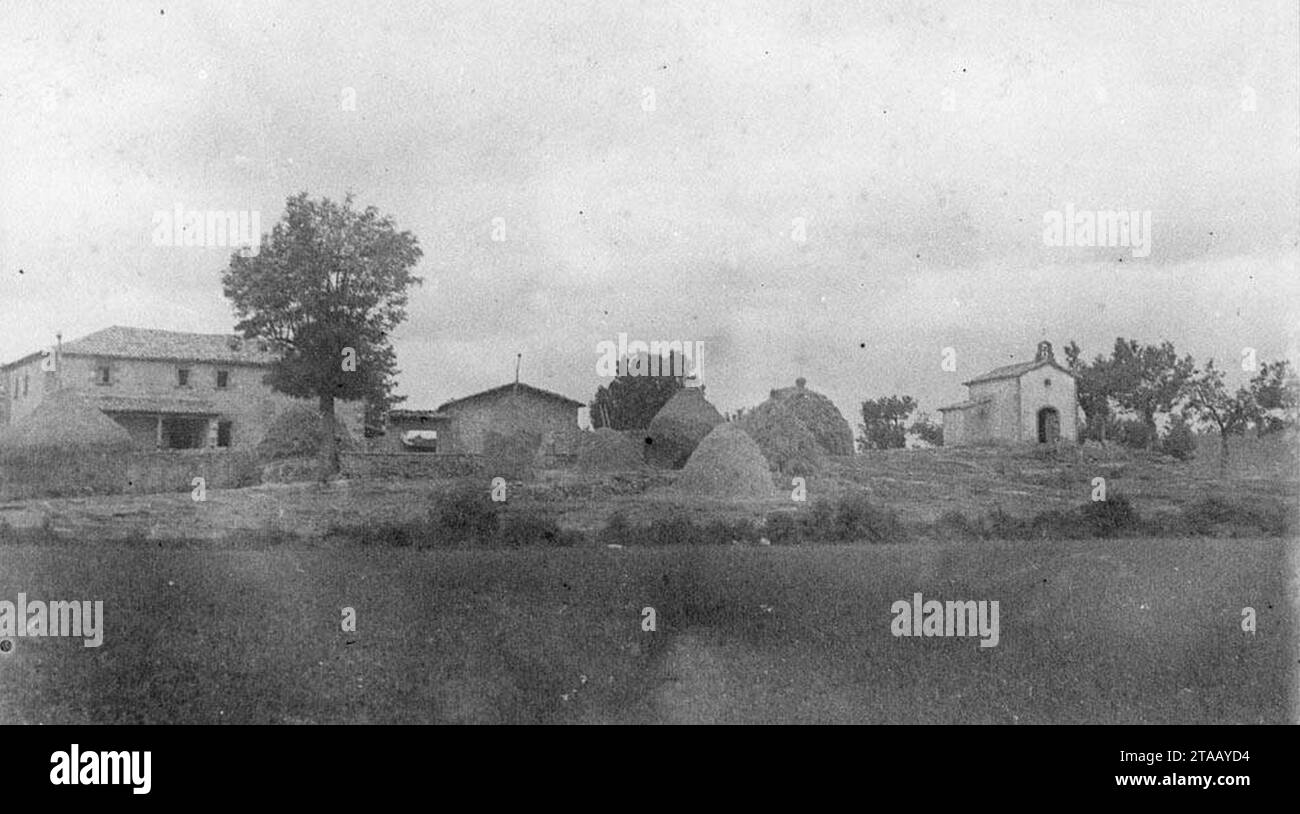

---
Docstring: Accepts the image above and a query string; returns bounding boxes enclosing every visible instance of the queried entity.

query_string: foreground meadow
[0,537,1289,724]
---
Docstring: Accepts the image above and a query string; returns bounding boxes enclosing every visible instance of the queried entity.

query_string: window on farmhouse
[96,365,111,385]
[177,368,191,387]
[217,421,232,448]
[216,370,229,388]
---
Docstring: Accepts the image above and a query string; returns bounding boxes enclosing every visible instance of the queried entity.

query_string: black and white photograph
[0,0,1296,756]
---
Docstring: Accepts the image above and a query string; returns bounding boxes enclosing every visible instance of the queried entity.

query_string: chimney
[1036,341,1054,362]
[795,377,806,389]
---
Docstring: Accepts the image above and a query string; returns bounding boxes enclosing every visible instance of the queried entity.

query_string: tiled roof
[937,398,991,411]
[962,358,1073,386]
[91,394,219,415]
[437,382,584,412]
[8,326,280,367]
[387,409,452,423]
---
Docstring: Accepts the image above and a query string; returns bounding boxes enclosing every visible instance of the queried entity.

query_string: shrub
[710,517,759,544]
[1029,508,1085,540]
[1161,415,1197,460]
[437,486,501,542]
[801,498,838,541]
[1141,510,1194,537]
[1112,419,1157,450]
[934,509,981,541]
[1182,496,1292,537]
[1081,493,1138,537]
[646,516,706,546]
[497,511,574,547]
[833,493,906,543]
[228,450,264,488]
[981,506,1032,540]
[764,511,803,545]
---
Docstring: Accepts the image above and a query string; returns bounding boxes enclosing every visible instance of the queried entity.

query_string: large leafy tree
[908,412,944,447]
[222,192,423,474]
[1109,338,1195,448]
[858,395,917,451]
[1064,340,1119,443]
[1249,359,1300,434]
[590,350,686,430]
[1183,359,1255,472]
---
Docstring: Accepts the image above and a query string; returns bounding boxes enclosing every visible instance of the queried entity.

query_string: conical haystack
[0,388,133,461]
[256,402,356,462]
[534,423,586,468]
[757,378,854,456]
[483,395,542,479]
[0,389,134,498]
[675,423,774,499]
[645,387,724,468]
[576,427,645,472]
[739,403,826,476]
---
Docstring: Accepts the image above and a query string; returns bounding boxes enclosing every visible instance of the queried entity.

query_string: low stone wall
[339,452,483,480]
[0,450,128,500]
[0,449,261,500]
[125,450,261,495]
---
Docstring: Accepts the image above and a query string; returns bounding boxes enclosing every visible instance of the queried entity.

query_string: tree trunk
[1218,431,1230,477]
[1144,412,1159,450]
[318,393,339,481]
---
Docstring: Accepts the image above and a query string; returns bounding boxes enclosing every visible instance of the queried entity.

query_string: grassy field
[0,536,1290,724]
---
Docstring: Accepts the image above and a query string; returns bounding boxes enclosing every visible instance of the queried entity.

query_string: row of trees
[1067,338,1298,467]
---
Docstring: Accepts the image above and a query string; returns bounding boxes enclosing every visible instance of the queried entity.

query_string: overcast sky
[2,0,1296,425]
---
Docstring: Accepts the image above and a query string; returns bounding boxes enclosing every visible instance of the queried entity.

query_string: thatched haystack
[576,427,645,472]
[675,423,774,499]
[534,424,586,468]
[0,389,134,498]
[739,404,826,476]
[754,378,854,456]
[483,429,541,480]
[0,389,134,461]
[645,387,724,468]
[256,403,356,462]
[484,395,544,479]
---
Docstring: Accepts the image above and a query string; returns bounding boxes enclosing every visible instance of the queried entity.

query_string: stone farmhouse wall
[4,355,363,449]
[439,391,578,454]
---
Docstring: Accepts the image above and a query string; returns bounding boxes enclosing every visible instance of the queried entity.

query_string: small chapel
[938,341,1078,446]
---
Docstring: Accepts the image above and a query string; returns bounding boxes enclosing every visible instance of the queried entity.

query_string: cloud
[1,0,1296,429]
